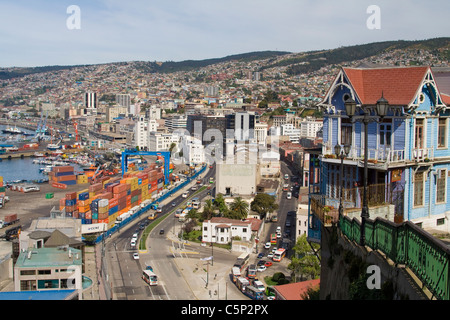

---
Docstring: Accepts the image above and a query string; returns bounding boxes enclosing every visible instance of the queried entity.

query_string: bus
[270,233,277,244]
[192,197,201,209]
[244,285,264,300]
[231,267,241,283]
[273,248,286,262]
[233,252,250,272]
[142,270,158,286]
[247,264,257,279]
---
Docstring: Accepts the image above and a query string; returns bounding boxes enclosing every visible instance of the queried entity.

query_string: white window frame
[413,171,425,208]
[436,169,447,204]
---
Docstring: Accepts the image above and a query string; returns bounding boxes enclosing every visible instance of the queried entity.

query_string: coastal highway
[104,166,217,300]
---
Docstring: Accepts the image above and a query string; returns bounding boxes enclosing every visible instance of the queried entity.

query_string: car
[276,226,281,232]
[130,239,136,247]
[286,192,292,200]
[191,186,197,191]
[257,265,266,272]
[257,259,266,266]
[182,192,189,198]
[172,202,176,207]
[159,229,165,235]
[133,253,139,260]
[257,252,265,259]
[145,265,153,271]
[264,261,273,267]
[272,247,277,253]
[264,242,271,249]
[267,252,274,259]
[277,232,281,239]
[156,207,162,213]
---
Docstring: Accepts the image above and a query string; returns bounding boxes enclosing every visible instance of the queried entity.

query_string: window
[38,269,51,275]
[438,118,447,148]
[436,170,446,204]
[20,270,36,276]
[341,123,352,146]
[415,119,425,149]
[414,171,424,207]
[379,123,392,147]
[437,218,446,226]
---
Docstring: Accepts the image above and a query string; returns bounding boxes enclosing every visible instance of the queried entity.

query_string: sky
[0,0,449,67]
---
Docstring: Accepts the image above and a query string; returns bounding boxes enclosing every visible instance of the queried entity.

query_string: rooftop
[15,247,82,269]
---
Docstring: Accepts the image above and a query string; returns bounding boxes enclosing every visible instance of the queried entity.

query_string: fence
[93,164,207,244]
[339,214,450,300]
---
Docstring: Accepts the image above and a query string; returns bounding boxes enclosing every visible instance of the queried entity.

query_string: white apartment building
[148,105,161,120]
[148,131,180,151]
[298,117,323,138]
[134,115,160,149]
[179,135,205,165]
[254,122,268,146]
[107,106,128,122]
[165,115,187,131]
[202,217,252,244]
[281,124,301,143]
[296,204,309,239]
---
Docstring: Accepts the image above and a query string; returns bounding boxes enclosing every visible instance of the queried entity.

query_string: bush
[272,272,286,283]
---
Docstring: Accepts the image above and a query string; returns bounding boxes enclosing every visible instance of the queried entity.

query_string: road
[104,165,221,300]
[255,161,299,259]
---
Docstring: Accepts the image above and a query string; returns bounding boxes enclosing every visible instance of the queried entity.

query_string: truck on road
[0,213,19,228]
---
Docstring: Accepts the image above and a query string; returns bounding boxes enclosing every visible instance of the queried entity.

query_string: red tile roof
[442,93,450,106]
[274,278,320,300]
[343,66,429,105]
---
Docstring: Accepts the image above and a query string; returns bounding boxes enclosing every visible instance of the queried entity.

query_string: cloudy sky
[0,0,449,67]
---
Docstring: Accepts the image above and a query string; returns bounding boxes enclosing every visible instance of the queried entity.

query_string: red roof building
[273,278,320,300]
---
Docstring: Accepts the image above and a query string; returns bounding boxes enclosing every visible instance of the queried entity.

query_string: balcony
[322,143,405,166]
[310,182,404,226]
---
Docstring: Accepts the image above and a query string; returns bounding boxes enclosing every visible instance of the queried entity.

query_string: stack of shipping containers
[57,162,171,230]
[49,166,77,186]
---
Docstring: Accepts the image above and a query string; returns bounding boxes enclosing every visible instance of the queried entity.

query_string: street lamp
[335,144,351,220]
[344,93,389,246]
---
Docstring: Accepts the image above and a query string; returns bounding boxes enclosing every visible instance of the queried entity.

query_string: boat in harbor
[2,126,24,135]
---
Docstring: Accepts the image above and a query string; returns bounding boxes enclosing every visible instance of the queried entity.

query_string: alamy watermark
[366,5,381,30]
[366,265,381,289]
[66,5,81,30]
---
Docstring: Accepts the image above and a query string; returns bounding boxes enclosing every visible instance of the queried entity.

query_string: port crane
[35,111,48,140]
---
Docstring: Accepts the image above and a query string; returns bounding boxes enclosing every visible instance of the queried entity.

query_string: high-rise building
[84,92,98,115]
[115,94,131,108]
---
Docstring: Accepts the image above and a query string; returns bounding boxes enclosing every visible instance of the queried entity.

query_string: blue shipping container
[78,192,89,201]
[65,199,77,206]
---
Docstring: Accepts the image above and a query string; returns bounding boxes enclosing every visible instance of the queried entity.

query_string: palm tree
[229,197,249,220]
[201,199,215,221]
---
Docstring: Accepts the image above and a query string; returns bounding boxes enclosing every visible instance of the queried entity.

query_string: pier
[0,148,83,160]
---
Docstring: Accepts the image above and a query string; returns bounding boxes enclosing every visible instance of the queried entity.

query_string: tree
[228,197,249,220]
[213,193,228,216]
[288,234,321,282]
[250,193,278,219]
[187,208,199,223]
[201,199,215,221]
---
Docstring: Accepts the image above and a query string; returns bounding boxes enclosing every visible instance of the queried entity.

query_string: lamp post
[335,144,351,220]
[344,93,389,246]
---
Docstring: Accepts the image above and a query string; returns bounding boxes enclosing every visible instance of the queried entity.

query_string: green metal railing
[339,215,450,300]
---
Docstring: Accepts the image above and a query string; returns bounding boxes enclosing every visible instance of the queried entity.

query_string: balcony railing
[412,148,433,162]
[310,182,405,226]
[340,215,450,300]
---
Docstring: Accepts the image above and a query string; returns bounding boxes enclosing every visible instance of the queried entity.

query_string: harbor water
[0,124,83,183]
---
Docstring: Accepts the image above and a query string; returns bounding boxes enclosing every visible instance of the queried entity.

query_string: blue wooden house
[312,66,450,233]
